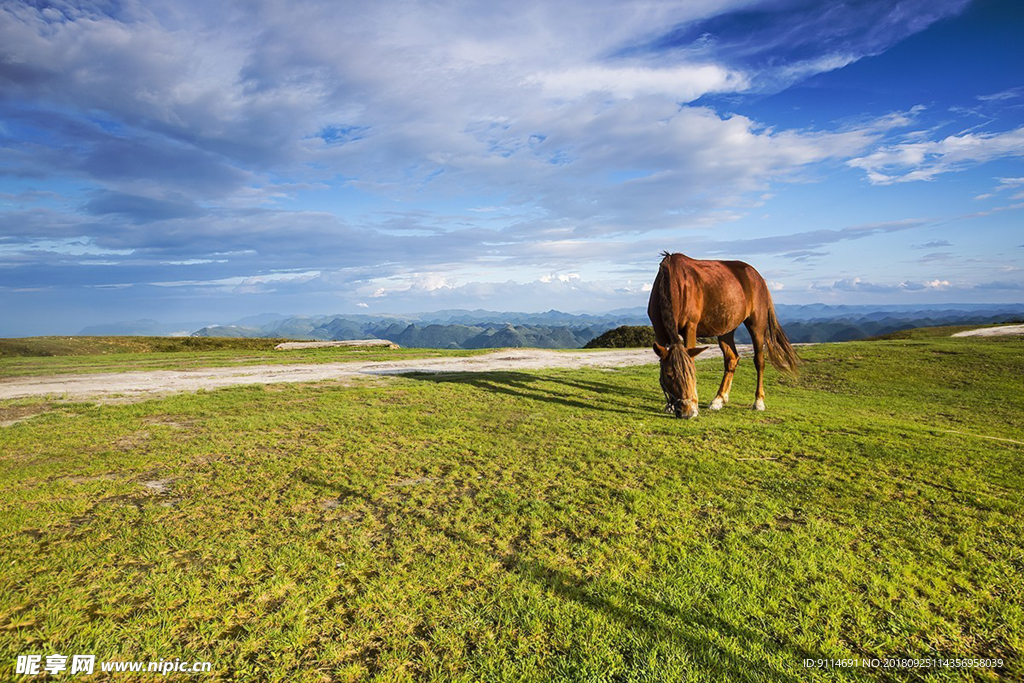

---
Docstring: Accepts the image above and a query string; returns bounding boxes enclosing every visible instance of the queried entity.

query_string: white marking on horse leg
[709,397,724,410]
[752,398,765,411]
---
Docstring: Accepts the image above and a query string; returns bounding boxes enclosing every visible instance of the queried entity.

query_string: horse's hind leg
[745,319,766,411]
[710,331,739,410]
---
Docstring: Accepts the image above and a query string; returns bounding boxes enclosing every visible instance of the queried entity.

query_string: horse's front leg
[710,332,739,410]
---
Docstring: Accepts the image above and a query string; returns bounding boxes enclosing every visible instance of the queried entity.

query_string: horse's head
[652,342,708,419]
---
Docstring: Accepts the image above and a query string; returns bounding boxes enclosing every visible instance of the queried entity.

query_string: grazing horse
[648,252,800,418]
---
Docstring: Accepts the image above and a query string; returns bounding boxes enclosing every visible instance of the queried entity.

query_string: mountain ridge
[80,303,1024,349]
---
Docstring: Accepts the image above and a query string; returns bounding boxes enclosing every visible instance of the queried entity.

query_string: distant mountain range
[189,309,643,350]
[79,303,1024,348]
[741,303,1024,343]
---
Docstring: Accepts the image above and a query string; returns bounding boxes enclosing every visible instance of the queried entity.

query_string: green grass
[0,336,490,379]
[1,330,1021,681]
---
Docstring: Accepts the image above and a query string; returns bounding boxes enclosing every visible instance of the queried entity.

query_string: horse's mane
[656,252,680,343]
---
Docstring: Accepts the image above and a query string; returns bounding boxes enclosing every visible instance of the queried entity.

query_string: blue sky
[1,0,1022,334]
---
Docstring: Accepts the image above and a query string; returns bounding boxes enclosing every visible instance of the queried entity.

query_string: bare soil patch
[0,404,51,427]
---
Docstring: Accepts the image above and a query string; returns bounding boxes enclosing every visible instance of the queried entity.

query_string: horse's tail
[764,292,800,375]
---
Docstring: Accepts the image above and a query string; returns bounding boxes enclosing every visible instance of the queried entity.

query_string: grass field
[1,329,1022,681]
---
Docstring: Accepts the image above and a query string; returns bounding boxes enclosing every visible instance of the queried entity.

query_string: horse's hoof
[709,398,724,410]
[752,399,765,411]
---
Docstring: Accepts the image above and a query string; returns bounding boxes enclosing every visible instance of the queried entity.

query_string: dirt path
[951,324,1024,337]
[0,346,752,402]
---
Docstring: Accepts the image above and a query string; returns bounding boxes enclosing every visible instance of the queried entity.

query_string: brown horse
[648,252,800,418]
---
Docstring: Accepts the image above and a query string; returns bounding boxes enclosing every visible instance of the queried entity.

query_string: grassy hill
[0,335,297,357]
[0,337,487,379]
[1,329,1021,680]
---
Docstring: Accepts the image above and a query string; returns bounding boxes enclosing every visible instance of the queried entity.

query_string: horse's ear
[687,345,709,358]
[652,343,669,360]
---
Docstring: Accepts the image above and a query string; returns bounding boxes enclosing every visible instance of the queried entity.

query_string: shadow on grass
[302,472,849,681]
[405,370,662,418]
[512,558,841,683]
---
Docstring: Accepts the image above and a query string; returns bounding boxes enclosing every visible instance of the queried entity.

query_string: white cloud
[978,87,1024,102]
[539,273,580,284]
[976,177,1024,202]
[848,127,1024,184]
[813,277,971,295]
[147,270,321,293]
[775,53,859,83]
[531,64,749,101]
[851,105,928,134]
[342,273,651,312]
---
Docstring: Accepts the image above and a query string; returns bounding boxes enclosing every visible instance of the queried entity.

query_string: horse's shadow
[303,472,844,681]
[404,370,657,417]
[512,557,840,682]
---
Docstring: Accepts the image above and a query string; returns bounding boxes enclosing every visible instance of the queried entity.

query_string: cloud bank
[2,0,1019,333]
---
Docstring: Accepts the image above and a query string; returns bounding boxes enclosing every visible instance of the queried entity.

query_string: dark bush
[584,325,656,349]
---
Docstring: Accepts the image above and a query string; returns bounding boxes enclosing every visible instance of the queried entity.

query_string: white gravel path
[951,324,1024,337]
[1,346,753,402]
